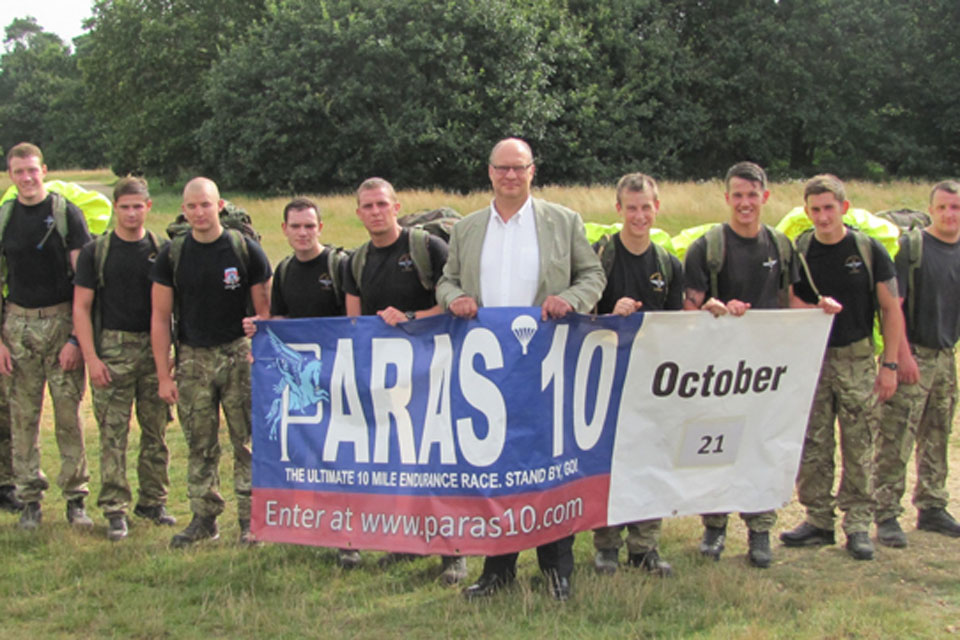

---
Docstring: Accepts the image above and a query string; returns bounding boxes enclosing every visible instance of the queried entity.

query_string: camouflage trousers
[0,376,13,486]
[701,510,777,532]
[797,338,878,534]
[93,330,171,516]
[874,345,957,521]
[594,518,663,553]
[2,308,88,503]
[176,338,252,520]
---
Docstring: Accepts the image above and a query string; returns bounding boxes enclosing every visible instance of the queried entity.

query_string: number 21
[697,434,725,455]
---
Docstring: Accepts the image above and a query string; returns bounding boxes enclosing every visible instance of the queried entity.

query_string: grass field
[0,171,958,638]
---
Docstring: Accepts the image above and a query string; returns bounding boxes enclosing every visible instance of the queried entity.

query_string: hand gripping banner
[251,308,832,555]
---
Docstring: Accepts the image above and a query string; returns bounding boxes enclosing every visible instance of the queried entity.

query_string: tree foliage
[0,17,105,168]
[78,0,268,179]
[4,0,960,185]
[200,0,580,192]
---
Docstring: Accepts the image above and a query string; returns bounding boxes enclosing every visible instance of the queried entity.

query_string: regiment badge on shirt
[397,253,415,272]
[844,255,864,274]
[649,272,666,292]
[224,267,241,290]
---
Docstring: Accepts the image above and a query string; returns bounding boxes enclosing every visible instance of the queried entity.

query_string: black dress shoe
[551,575,571,601]
[462,573,509,600]
[779,521,835,547]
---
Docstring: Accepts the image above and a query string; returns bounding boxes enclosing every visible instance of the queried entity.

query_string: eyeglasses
[491,163,533,176]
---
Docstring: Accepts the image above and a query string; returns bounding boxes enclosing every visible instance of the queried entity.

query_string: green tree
[200,0,584,192]
[78,0,267,179]
[543,0,708,184]
[0,17,104,168]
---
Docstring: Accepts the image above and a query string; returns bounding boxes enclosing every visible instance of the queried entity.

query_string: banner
[251,308,832,555]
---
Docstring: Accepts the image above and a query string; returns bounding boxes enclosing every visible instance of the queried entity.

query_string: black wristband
[881,361,898,371]
[67,335,79,347]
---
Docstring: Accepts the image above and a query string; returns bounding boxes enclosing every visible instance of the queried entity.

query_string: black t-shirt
[75,232,167,333]
[150,232,271,347]
[684,224,799,308]
[596,234,684,313]
[795,232,895,347]
[271,248,344,318]
[1,195,91,307]
[342,229,448,315]
[897,231,960,349]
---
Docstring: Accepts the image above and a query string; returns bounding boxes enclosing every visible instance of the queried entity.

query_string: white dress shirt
[479,197,540,307]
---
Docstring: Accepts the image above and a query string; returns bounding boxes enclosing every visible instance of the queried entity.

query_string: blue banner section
[251,308,642,500]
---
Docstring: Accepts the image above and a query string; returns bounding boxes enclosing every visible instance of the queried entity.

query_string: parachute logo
[511,314,538,356]
[649,272,666,292]
[844,255,864,273]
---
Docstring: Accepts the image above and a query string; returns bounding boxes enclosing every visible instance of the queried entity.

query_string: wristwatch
[405,311,416,321]
[881,361,898,371]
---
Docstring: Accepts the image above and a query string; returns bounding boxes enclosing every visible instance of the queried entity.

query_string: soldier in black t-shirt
[683,162,800,568]
[0,143,93,530]
[591,173,683,578]
[874,180,960,546]
[244,198,344,328]
[150,177,271,549]
[242,197,361,567]
[74,177,175,541]
[343,178,447,323]
[343,177,462,582]
[780,174,902,561]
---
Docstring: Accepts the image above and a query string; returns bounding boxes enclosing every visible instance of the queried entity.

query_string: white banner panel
[607,309,833,524]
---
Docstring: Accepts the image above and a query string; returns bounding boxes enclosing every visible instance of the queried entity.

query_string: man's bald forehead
[183,176,220,200]
[489,138,533,164]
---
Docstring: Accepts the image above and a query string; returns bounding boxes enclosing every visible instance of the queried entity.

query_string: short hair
[616,172,659,206]
[113,176,150,202]
[489,137,534,165]
[929,180,960,204]
[283,197,321,223]
[724,161,767,191]
[183,176,220,202]
[6,142,43,166]
[803,174,846,203]
[356,177,397,203]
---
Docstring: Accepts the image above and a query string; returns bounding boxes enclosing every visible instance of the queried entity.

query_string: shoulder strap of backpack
[326,247,345,301]
[794,228,822,301]
[94,233,112,289]
[0,200,13,294]
[145,229,161,253]
[224,228,250,275]
[765,224,793,308]
[595,233,616,279]
[408,228,434,291]
[905,228,923,328]
[275,254,294,294]
[704,223,725,300]
[50,192,69,244]
[849,228,875,292]
[169,234,187,285]
[91,233,113,353]
[351,241,371,295]
[0,200,13,245]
